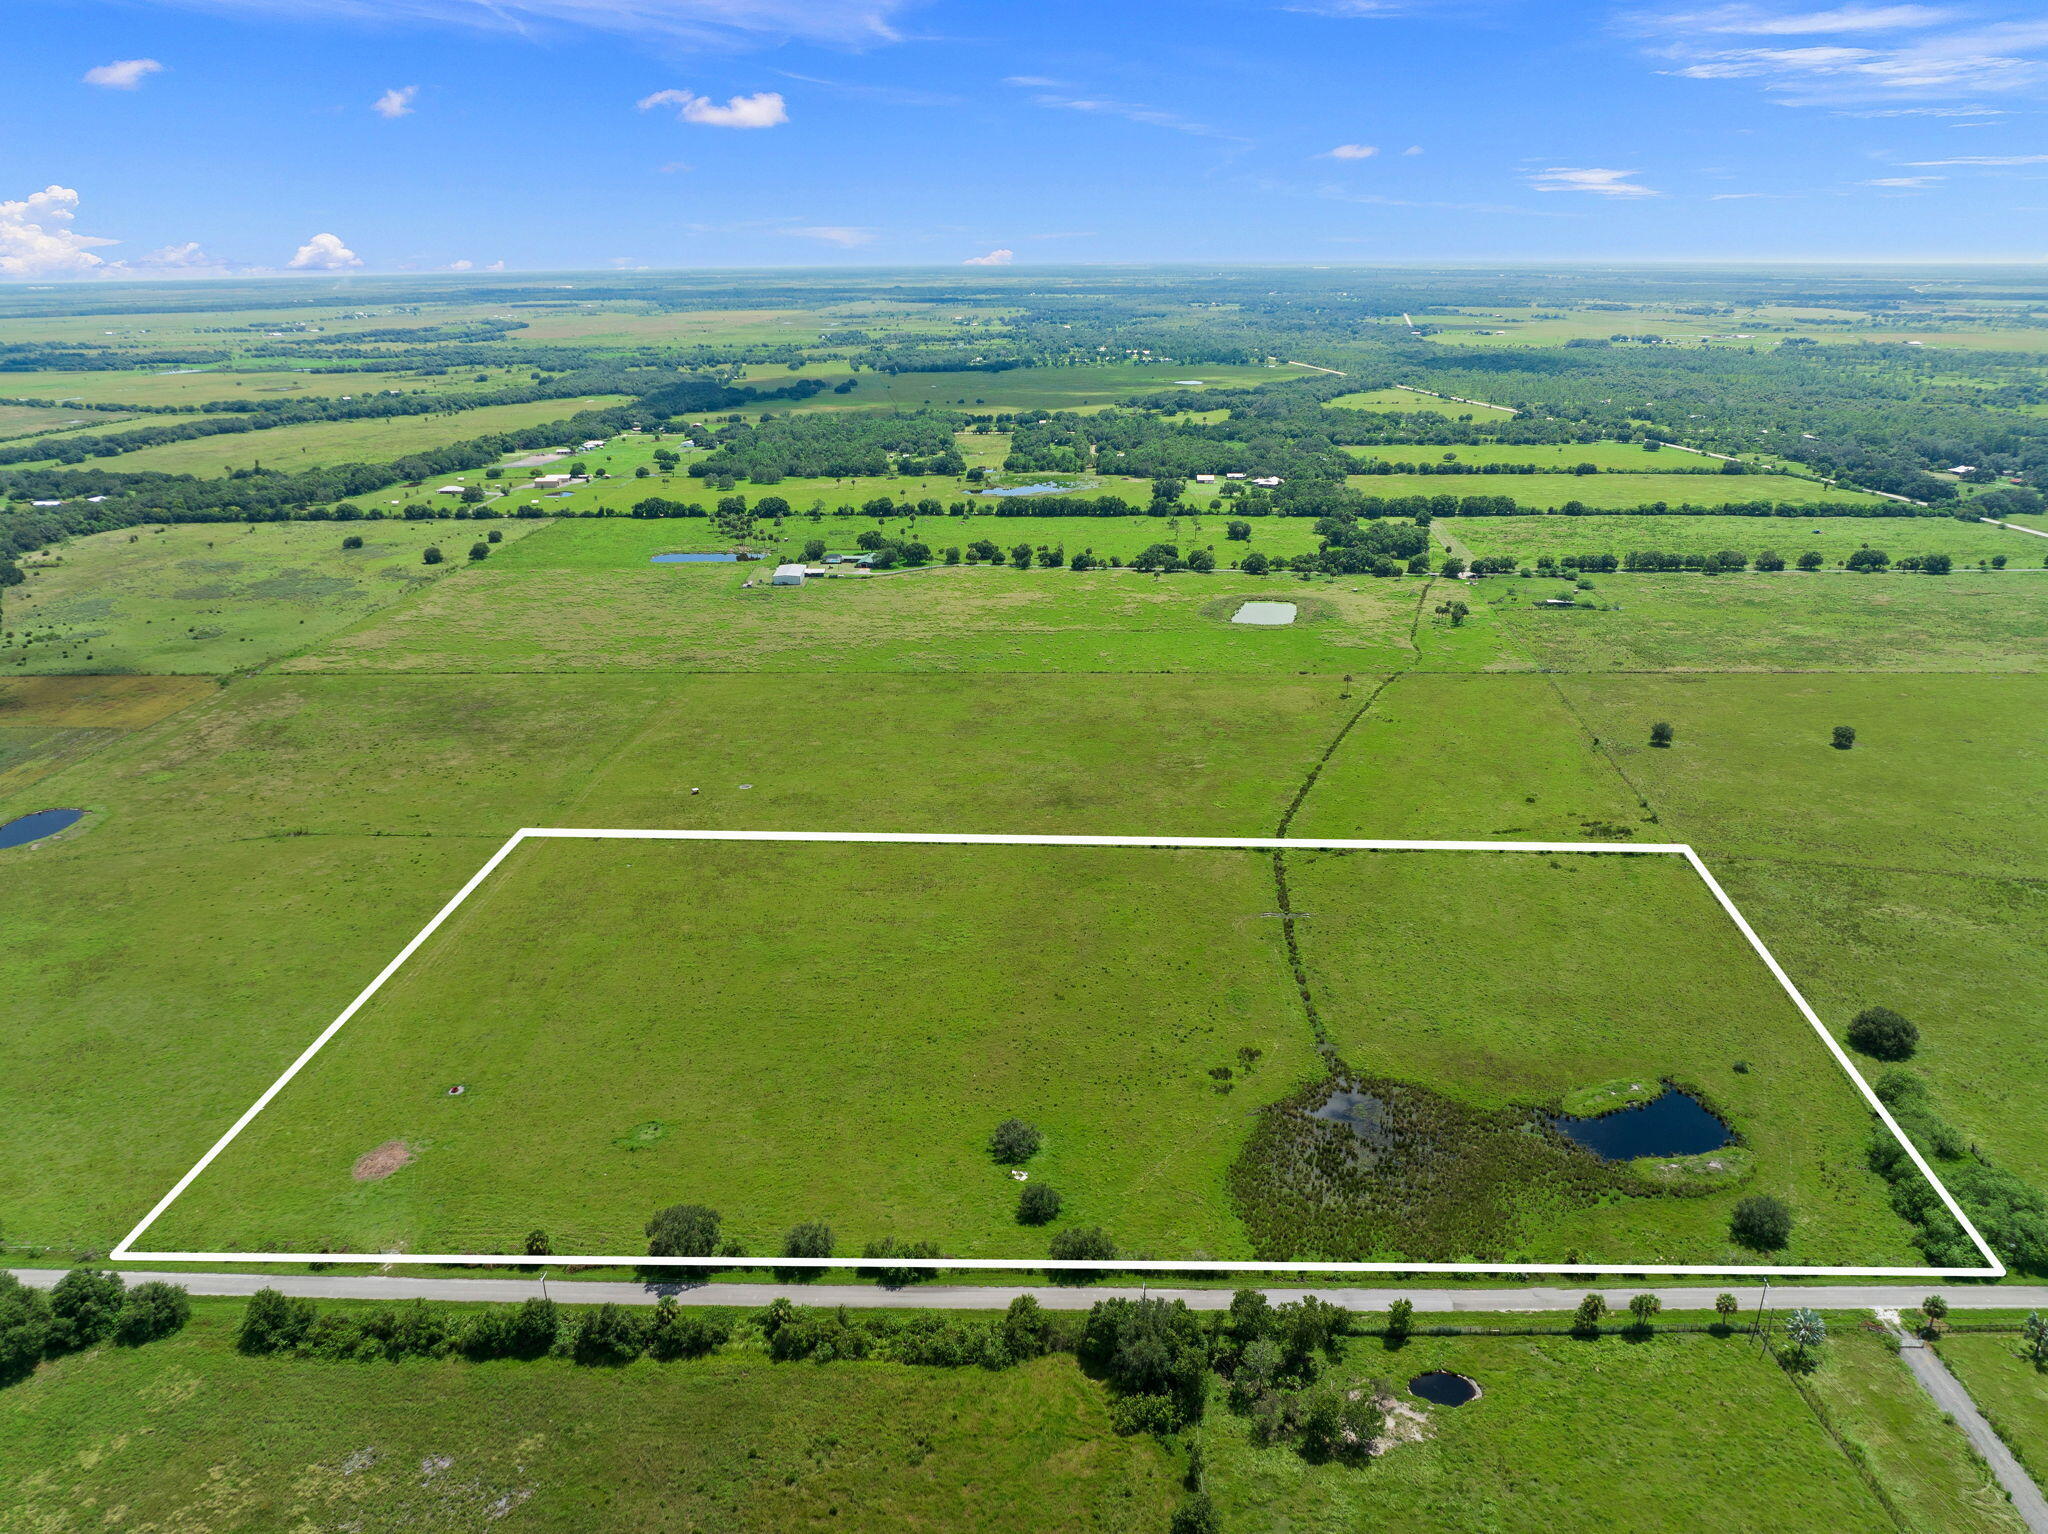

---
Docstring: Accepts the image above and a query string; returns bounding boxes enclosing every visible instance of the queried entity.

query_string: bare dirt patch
[352,1140,414,1182]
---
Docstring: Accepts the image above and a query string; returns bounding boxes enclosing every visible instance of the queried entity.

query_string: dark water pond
[1547,1086,1732,1161]
[0,808,84,849]
[650,552,737,563]
[1311,1087,1394,1146]
[1410,1371,1480,1407]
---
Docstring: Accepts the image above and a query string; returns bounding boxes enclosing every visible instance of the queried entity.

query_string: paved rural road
[1881,1315,2048,1534]
[14,1269,2048,1314]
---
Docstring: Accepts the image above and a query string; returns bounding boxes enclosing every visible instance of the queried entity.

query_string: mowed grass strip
[1934,1332,2048,1491]
[285,564,1422,674]
[149,839,1322,1261]
[1452,514,2037,566]
[1285,848,1925,1265]
[1348,473,1884,510]
[0,1300,1175,1534]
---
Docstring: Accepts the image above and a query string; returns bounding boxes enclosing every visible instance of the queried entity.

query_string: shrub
[1832,724,1857,750]
[990,1118,1042,1163]
[422,546,444,565]
[1649,721,1674,748]
[1731,1193,1794,1251]
[1240,549,1270,575]
[1018,1182,1062,1225]
[1385,1297,1413,1342]
[487,528,503,543]
[856,1235,940,1287]
[782,1221,835,1271]
[1848,1006,1917,1060]
[468,541,489,561]
[1048,1225,1116,1265]
[1170,1493,1220,1534]
[506,1297,561,1357]
[645,1296,731,1360]
[1002,1295,1053,1360]
[238,1287,315,1354]
[645,1203,720,1258]
[48,1268,125,1352]
[1572,1293,1606,1335]
[1109,1392,1184,1435]
[0,1274,52,1381]
[341,534,364,549]
[112,1282,190,1346]
[571,1303,645,1365]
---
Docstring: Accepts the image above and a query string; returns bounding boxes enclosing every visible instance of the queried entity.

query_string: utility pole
[1753,1277,1772,1350]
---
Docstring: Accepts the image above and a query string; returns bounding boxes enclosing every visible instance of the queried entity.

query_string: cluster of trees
[1868,1069,2048,1272]
[1351,457,1728,477]
[0,1270,190,1382]
[688,411,964,481]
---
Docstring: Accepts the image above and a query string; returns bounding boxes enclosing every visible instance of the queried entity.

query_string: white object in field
[1232,601,1298,626]
[1011,1169,1028,1181]
[772,563,807,586]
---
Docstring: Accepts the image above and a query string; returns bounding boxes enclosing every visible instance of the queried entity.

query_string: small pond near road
[1410,1372,1480,1407]
[1547,1086,1733,1161]
[0,808,84,850]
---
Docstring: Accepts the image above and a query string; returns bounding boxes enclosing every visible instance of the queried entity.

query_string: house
[1253,476,1283,487]
[1193,474,1217,483]
[579,439,607,451]
[772,563,807,586]
[1225,472,1248,480]
[532,473,574,489]
[434,484,466,494]
[1950,465,1975,474]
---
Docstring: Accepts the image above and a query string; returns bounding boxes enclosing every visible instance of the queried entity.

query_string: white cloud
[1026,91,1241,141]
[638,87,787,127]
[83,58,164,89]
[1402,144,1424,154]
[963,247,1013,265]
[120,0,907,48]
[1904,153,2048,164]
[373,85,418,118]
[0,186,119,280]
[1645,5,1954,35]
[1863,173,1943,183]
[785,225,872,246]
[1322,143,1379,159]
[1527,166,1661,195]
[139,240,221,267]
[448,258,474,269]
[486,259,506,269]
[287,232,362,270]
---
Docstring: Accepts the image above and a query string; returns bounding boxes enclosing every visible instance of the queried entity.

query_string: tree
[1922,1294,1951,1335]
[2022,1311,2048,1367]
[1714,1293,1740,1330]
[468,541,490,561]
[1004,1294,1054,1359]
[0,1274,52,1381]
[1018,1182,1062,1225]
[1186,547,1215,573]
[48,1268,125,1352]
[1170,1493,1220,1534]
[1731,1193,1794,1251]
[487,529,503,544]
[1445,599,1469,627]
[525,1229,552,1258]
[573,1302,646,1365]
[1627,1293,1662,1332]
[1832,724,1856,750]
[1440,556,1466,577]
[856,529,887,552]
[802,538,826,561]
[1226,520,1252,541]
[783,1221,834,1260]
[1649,720,1675,748]
[1846,547,1890,572]
[1240,549,1271,575]
[238,1287,315,1354]
[1049,1226,1115,1264]
[645,1203,720,1258]
[1797,549,1825,570]
[112,1281,190,1346]
[1573,1293,1606,1335]
[1010,543,1033,570]
[1386,1297,1413,1343]
[1754,549,1785,572]
[341,534,364,549]
[1847,1006,1917,1061]
[990,1118,1042,1163]
[1782,1307,1826,1363]
[422,546,444,565]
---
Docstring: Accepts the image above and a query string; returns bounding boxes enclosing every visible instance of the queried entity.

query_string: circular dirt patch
[352,1140,414,1182]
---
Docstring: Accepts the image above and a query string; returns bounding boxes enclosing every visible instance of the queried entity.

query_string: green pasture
[0,365,527,407]
[149,839,1326,1260]
[284,565,1424,675]
[55,395,633,476]
[0,1300,1174,1534]
[2,519,545,674]
[1479,573,2048,672]
[0,672,1355,1252]
[1935,1333,2048,1488]
[0,402,127,440]
[1205,1321,2018,1534]
[1451,513,2032,565]
[1285,847,1925,1266]
[1345,441,1714,470]
[1349,472,1884,509]
[760,362,1286,415]
[1326,387,1515,417]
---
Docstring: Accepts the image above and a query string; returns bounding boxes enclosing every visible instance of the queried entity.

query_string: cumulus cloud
[287,232,363,270]
[784,225,872,246]
[1526,166,1661,196]
[637,87,787,127]
[963,247,1013,265]
[373,85,419,118]
[139,241,220,267]
[83,58,164,89]
[448,258,474,269]
[1322,143,1379,158]
[0,186,119,280]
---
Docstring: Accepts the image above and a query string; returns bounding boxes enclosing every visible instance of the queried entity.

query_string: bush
[779,1221,834,1280]
[1731,1193,1794,1251]
[1018,1182,1062,1225]
[645,1202,720,1258]
[48,1268,125,1352]
[1170,1493,1220,1534]
[645,1296,731,1360]
[571,1303,646,1365]
[1848,1006,1918,1060]
[1649,721,1674,748]
[1002,1295,1053,1360]
[112,1281,190,1346]
[238,1287,316,1354]
[1109,1392,1184,1435]
[0,1274,52,1381]
[990,1118,1042,1163]
[1049,1225,1116,1267]
[422,546,444,565]
[1832,724,1857,750]
[856,1235,941,1287]
[341,534,364,549]
[468,541,489,561]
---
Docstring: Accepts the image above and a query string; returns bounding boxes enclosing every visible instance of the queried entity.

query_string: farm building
[771,563,808,586]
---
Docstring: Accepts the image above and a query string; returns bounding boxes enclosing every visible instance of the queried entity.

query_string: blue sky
[4,0,2046,278]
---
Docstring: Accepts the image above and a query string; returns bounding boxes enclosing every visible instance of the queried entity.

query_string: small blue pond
[0,808,84,850]
[973,482,1092,498]
[1548,1086,1733,1161]
[1409,1372,1480,1407]
[650,552,738,564]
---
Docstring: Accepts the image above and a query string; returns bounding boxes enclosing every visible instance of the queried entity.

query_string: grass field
[1203,1321,2018,1534]
[1350,473,1884,510]
[760,363,1286,415]
[0,674,216,795]
[60,396,633,476]
[0,365,529,407]
[1346,441,1720,470]
[283,565,1426,675]
[1327,387,1515,417]
[1936,1333,2048,1490]
[1450,514,2036,566]
[0,1299,1175,1533]
[4,520,547,674]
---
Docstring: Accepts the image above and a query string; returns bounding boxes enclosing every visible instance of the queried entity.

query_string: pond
[1232,600,1298,626]
[1409,1371,1480,1407]
[972,482,1094,498]
[650,552,738,563]
[0,808,84,850]
[1547,1085,1733,1161]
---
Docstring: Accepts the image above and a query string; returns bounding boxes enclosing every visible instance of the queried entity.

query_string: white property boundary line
[113,831,2004,1279]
